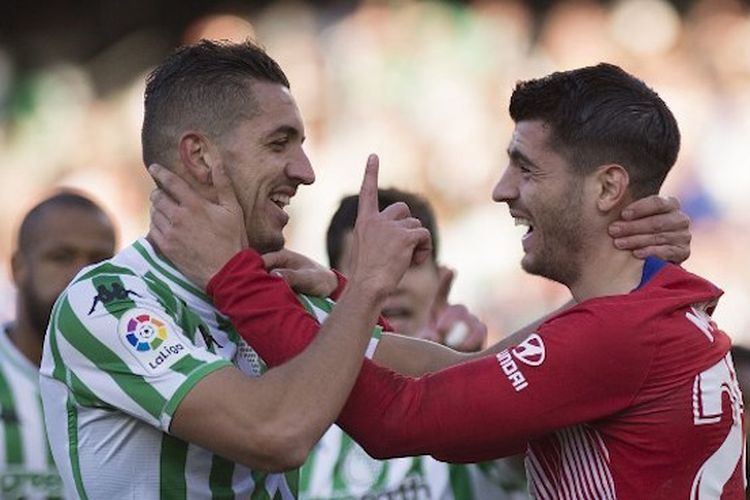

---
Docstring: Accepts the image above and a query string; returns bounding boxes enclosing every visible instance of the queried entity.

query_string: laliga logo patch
[511,333,546,367]
[118,308,189,373]
[125,313,167,351]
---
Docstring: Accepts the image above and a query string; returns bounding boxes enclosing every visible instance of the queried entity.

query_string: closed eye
[269,137,290,151]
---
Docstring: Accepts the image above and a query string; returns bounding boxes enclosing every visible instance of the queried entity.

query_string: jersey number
[690,354,745,498]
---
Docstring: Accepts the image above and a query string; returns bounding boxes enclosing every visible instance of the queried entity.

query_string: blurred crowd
[1,0,748,345]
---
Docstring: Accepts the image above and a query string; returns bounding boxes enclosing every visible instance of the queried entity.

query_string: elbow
[241,420,318,472]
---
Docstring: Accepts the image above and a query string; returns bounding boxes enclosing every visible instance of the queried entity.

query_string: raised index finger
[358,154,380,218]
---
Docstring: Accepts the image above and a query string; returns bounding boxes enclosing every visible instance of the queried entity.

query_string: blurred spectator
[300,187,527,499]
[0,191,116,498]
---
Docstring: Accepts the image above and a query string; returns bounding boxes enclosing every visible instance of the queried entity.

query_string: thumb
[432,265,454,314]
[263,250,290,270]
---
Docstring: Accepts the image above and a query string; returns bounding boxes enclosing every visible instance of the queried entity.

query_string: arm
[170,259,387,471]
[374,298,574,375]
[211,265,647,462]
[148,156,431,471]
[338,306,650,462]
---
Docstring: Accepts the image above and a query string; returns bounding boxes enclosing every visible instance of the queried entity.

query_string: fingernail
[622,209,633,219]
[609,225,621,236]
[614,239,626,249]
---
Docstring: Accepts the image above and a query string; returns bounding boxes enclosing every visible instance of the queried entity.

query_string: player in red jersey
[150,62,743,498]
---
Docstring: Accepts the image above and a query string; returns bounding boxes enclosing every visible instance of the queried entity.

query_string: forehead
[509,120,554,153]
[26,207,115,253]
[244,81,304,134]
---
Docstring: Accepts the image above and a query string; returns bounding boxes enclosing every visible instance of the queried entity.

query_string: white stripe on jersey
[527,425,615,499]
[0,326,63,499]
[0,330,48,469]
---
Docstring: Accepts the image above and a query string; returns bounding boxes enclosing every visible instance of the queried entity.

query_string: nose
[287,148,315,185]
[491,166,518,205]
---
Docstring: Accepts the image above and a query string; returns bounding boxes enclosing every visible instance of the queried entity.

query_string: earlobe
[596,164,629,212]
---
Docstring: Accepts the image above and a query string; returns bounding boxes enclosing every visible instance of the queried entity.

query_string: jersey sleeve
[45,269,232,432]
[337,306,656,462]
[208,250,654,462]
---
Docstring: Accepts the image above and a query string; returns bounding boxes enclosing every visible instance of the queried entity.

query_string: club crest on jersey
[512,333,546,367]
[118,308,188,372]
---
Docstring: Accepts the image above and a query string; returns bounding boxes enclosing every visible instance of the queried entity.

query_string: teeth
[270,193,290,207]
[514,217,531,227]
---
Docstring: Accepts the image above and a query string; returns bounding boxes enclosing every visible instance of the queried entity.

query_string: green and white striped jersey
[0,325,64,499]
[39,238,299,499]
[300,426,529,500]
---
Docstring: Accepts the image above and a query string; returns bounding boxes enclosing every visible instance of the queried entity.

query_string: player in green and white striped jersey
[41,233,402,499]
[3,192,116,499]
[40,39,431,499]
[42,238,285,498]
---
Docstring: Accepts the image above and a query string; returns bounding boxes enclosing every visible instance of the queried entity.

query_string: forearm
[374,332,471,376]
[208,250,386,446]
[253,281,386,455]
[336,357,529,462]
[373,299,576,375]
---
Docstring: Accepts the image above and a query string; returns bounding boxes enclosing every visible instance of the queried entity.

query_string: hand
[418,266,486,352]
[263,249,338,297]
[347,154,432,299]
[608,195,691,263]
[148,162,248,290]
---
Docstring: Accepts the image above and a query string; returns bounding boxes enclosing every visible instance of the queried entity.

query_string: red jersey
[208,253,745,499]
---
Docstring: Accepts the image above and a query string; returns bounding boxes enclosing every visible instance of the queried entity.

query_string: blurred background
[0,0,748,345]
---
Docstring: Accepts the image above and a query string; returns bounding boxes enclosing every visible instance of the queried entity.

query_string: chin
[250,234,285,255]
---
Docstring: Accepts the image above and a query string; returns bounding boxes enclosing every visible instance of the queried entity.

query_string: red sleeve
[207,251,651,462]
[329,269,394,331]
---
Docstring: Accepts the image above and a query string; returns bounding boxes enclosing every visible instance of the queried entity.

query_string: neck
[567,236,645,303]
[8,308,44,367]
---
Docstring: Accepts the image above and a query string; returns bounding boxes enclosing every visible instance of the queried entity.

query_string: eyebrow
[507,146,538,169]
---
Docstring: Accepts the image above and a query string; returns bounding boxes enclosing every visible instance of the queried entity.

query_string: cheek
[33,263,81,300]
[406,269,442,311]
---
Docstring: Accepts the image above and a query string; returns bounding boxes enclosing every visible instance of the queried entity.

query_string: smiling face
[492,120,590,286]
[217,82,315,254]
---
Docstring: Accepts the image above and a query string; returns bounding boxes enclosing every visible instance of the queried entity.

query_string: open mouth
[514,217,534,240]
[270,193,291,210]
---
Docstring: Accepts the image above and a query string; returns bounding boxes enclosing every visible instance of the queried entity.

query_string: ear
[10,250,26,286]
[177,131,220,186]
[593,164,630,213]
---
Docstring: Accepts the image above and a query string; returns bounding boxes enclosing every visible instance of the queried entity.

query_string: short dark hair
[141,39,290,167]
[509,63,680,198]
[731,345,750,368]
[18,191,110,252]
[326,188,439,269]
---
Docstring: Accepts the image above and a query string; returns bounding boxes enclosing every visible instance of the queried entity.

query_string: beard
[18,285,55,339]
[521,180,587,286]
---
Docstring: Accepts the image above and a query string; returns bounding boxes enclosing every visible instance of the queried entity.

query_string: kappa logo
[88,282,142,314]
[511,333,546,367]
